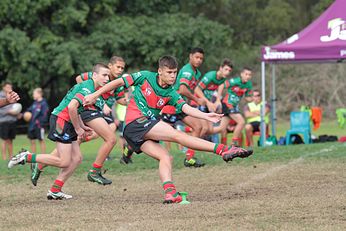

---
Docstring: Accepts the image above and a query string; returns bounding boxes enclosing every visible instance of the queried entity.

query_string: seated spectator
[244,90,270,147]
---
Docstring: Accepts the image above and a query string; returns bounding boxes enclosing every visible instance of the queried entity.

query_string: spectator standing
[26,88,49,153]
[0,82,18,160]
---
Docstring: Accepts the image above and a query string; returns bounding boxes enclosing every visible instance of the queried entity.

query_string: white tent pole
[260,61,266,146]
[271,64,276,137]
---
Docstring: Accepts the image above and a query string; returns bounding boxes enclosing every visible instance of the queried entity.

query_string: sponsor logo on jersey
[132,72,142,78]
[157,98,165,107]
[82,88,92,94]
[145,86,152,96]
[231,86,247,97]
[182,72,192,77]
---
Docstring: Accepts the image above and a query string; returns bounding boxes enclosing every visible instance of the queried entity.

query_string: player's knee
[73,153,83,165]
[58,160,70,168]
[237,120,245,128]
[161,153,172,164]
[105,134,117,146]
[245,124,252,131]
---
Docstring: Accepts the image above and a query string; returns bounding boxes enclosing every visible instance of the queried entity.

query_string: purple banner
[261,0,346,63]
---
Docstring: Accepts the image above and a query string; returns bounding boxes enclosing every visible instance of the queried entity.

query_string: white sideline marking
[235,146,336,189]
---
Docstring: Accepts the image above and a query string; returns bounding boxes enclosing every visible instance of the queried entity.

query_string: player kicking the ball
[84,56,253,203]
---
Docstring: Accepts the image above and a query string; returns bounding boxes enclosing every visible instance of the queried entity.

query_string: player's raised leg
[144,121,252,162]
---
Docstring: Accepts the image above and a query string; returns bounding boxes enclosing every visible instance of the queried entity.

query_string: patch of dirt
[0,161,345,230]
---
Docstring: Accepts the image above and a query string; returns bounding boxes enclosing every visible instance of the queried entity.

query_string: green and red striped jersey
[223,76,253,107]
[52,79,104,122]
[197,70,226,101]
[122,71,186,124]
[174,63,201,100]
[80,71,126,108]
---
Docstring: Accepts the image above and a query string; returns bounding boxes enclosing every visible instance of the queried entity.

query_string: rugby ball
[23,111,32,122]
[9,103,22,115]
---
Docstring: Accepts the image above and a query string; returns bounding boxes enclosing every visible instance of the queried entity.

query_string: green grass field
[0,120,345,230]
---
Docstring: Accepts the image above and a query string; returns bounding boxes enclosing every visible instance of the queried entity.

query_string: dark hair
[242,66,252,72]
[158,56,178,69]
[109,56,125,65]
[92,63,110,73]
[221,59,233,68]
[190,47,204,55]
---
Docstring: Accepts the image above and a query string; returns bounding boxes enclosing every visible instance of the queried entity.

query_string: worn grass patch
[0,136,345,230]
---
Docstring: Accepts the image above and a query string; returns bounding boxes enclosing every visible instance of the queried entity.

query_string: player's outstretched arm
[84,78,125,106]
[179,85,205,106]
[182,104,223,123]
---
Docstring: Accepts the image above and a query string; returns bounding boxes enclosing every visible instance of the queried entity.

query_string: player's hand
[82,124,93,132]
[103,104,112,115]
[6,91,20,104]
[83,93,97,106]
[77,125,93,141]
[75,127,87,140]
[204,112,223,123]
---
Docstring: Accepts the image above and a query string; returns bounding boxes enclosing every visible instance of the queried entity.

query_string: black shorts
[28,128,45,140]
[123,116,160,153]
[47,115,77,144]
[103,112,115,124]
[222,102,240,114]
[80,110,104,123]
[161,113,186,124]
[198,105,209,113]
[0,122,16,140]
[250,121,260,132]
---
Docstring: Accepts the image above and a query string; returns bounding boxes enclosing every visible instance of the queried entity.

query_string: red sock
[185,149,195,160]
[185,126,192,133]
[231,137,241,146]
[163,181,177,195]
[50,179,64,193]
[221,137,227,145]
[37,163,43,170]
[214,144,227,155]
[25,153,36,163]
[91,163,102,172]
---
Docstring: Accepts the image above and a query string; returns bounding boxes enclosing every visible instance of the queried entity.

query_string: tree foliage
[0,0,342,117]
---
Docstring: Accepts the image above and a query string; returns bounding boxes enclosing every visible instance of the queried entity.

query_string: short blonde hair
[33,88,43,96]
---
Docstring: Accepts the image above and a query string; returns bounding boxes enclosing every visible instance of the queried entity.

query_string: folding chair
[286,112,311,145]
